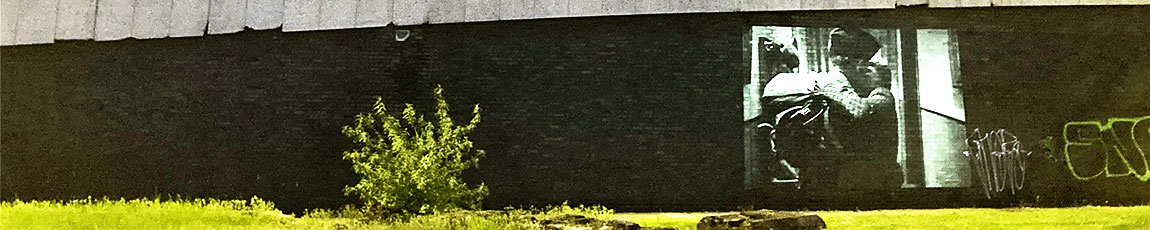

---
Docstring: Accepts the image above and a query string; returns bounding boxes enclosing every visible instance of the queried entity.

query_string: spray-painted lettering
[1062,116,1150,182]
[965,129,1030,199]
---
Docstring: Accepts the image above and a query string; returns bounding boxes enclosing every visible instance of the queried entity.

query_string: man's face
[833,56,875,93]
[866,65,891,90]
[832,56,870,78]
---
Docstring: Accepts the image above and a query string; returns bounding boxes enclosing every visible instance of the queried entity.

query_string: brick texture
[3,7,1149,213]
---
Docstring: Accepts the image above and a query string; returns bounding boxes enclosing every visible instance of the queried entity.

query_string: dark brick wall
[422,15,749,210]
[3,6,1149,213]
[958,20,1150,207]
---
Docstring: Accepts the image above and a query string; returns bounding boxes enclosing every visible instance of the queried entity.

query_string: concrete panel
[208,0,246,34]
[601,0,635,15]
[802,0,836,10]
[247,0,285,30]
[429,0,465,24]
[1116,0,1150,5]
[1012,0,1080,5]
[465,0,499,22]
[692,0,739,12]
[170,0,209,37]
[284,0,320,31]
[132,0,172,39]
[569,0,604,16]
[95,0,134,41]
[356,0,393,27]
[319,0,356,29]
[667,0,692,13]
[535,0,568,18]
[835,0,866,9]
[634,0,666,14]
[866,0,898,8]
[1084,0,1147,5]
[393,0,429,26]
[929,0,960,7]
[55,0,98,40]
[968,0,993,7]
[740,0,772,12]
[897,0,928,5]
[1,0,20,45]
[991,0,1020,5]
[721,0,742,11]
[499,0,534,20]
[766,0,802,10]
[9,0,57,45]
[994,0,1079,6]
[931,0,992,7]
[596,0,617,15]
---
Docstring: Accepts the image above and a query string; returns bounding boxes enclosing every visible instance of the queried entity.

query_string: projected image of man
[759,27,900,188]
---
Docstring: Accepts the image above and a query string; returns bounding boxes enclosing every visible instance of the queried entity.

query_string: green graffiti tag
[1063,116,1150,181]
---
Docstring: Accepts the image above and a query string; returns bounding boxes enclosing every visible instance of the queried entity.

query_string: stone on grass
[697,210,825,230]
[540,214,675,230]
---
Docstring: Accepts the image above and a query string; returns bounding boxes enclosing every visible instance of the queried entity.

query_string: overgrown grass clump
[1,197,613,230]
[819,206,1150,229]
[304,201,615,229]
[0,196,296,230]
[6,197,1149,230]
[615,206,1150,230]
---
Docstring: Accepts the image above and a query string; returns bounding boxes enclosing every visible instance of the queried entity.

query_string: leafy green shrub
[342,86,488,220]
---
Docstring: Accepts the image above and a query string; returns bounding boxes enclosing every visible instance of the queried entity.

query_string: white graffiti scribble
[965,128,1031,199]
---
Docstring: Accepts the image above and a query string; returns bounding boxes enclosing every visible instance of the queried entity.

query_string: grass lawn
[3,197,1149,230]
[0,197,337,230]
[615,206,1150,230]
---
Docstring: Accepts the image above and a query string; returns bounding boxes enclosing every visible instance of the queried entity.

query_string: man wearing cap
[818,28,894,120]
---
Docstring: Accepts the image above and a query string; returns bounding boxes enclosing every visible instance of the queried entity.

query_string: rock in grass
[540,214,675,230]
[697,210,825,230]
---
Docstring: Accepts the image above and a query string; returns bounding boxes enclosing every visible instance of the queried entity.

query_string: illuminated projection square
[744,26,970,190]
